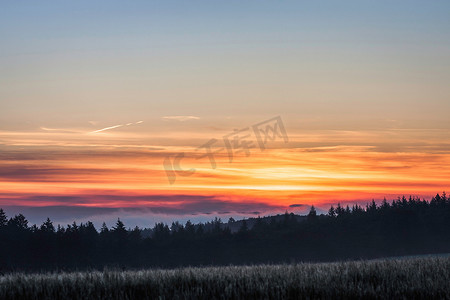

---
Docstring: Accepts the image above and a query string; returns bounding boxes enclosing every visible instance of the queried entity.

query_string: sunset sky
[1,1,450,227]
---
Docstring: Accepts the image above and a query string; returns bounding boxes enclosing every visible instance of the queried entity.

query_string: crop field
[1,257,449,299]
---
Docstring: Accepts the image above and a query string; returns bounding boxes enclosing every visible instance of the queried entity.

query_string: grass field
[1,257,449,299]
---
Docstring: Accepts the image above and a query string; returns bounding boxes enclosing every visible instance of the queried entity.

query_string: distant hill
[141,213,307,238]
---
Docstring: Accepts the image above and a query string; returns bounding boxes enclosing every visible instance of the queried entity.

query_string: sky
[1,1,450,228]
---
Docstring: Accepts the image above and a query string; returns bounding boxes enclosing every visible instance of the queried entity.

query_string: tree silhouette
[40,218,55,233]
[335,203,344,217]
[8,214,28,230]
[113,218,126,233]
[239,220,248,233]
[0,209,7,227]
[100,222,109,234]
[307,205,317,221]
[328,206,336,218]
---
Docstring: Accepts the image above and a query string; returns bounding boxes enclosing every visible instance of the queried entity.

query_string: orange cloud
[0,126,449,217]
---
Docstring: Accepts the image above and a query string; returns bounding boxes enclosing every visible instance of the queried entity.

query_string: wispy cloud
[39,127,82,133]
[289,204,306,208]
[162,116,200,122]
[0,194,284,215]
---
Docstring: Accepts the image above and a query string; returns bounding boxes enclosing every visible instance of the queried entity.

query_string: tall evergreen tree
[307,205,317,221]
[8,214,28,230]
[40,218,55,233]
[0,209,7,227]
[328,206,336,218]
[100,222,109,234]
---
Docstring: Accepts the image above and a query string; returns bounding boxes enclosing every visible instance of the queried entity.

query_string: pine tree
[0,209,7,227]
[381,197,390,210]
[336,203,344,217]
[368,200,377,212]
[100,222,109,234]
[40,217,55,233]
[345,205,351,215]
[112,218,127,233]
[8,214,28,230]
[308,205,317,221]
[328,206,336,218]
[212,217,222,233]
[185,220,195,235]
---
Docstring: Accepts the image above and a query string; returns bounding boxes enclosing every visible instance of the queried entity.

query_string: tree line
[1,193,450,272]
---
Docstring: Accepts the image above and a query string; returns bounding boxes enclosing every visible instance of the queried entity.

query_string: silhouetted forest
[1,193,450,272]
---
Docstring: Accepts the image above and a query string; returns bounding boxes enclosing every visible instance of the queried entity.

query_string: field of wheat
[1,257,449,299]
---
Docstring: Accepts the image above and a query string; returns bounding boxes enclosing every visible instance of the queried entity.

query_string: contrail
[89,124,124,134]
[88,121,144,134]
